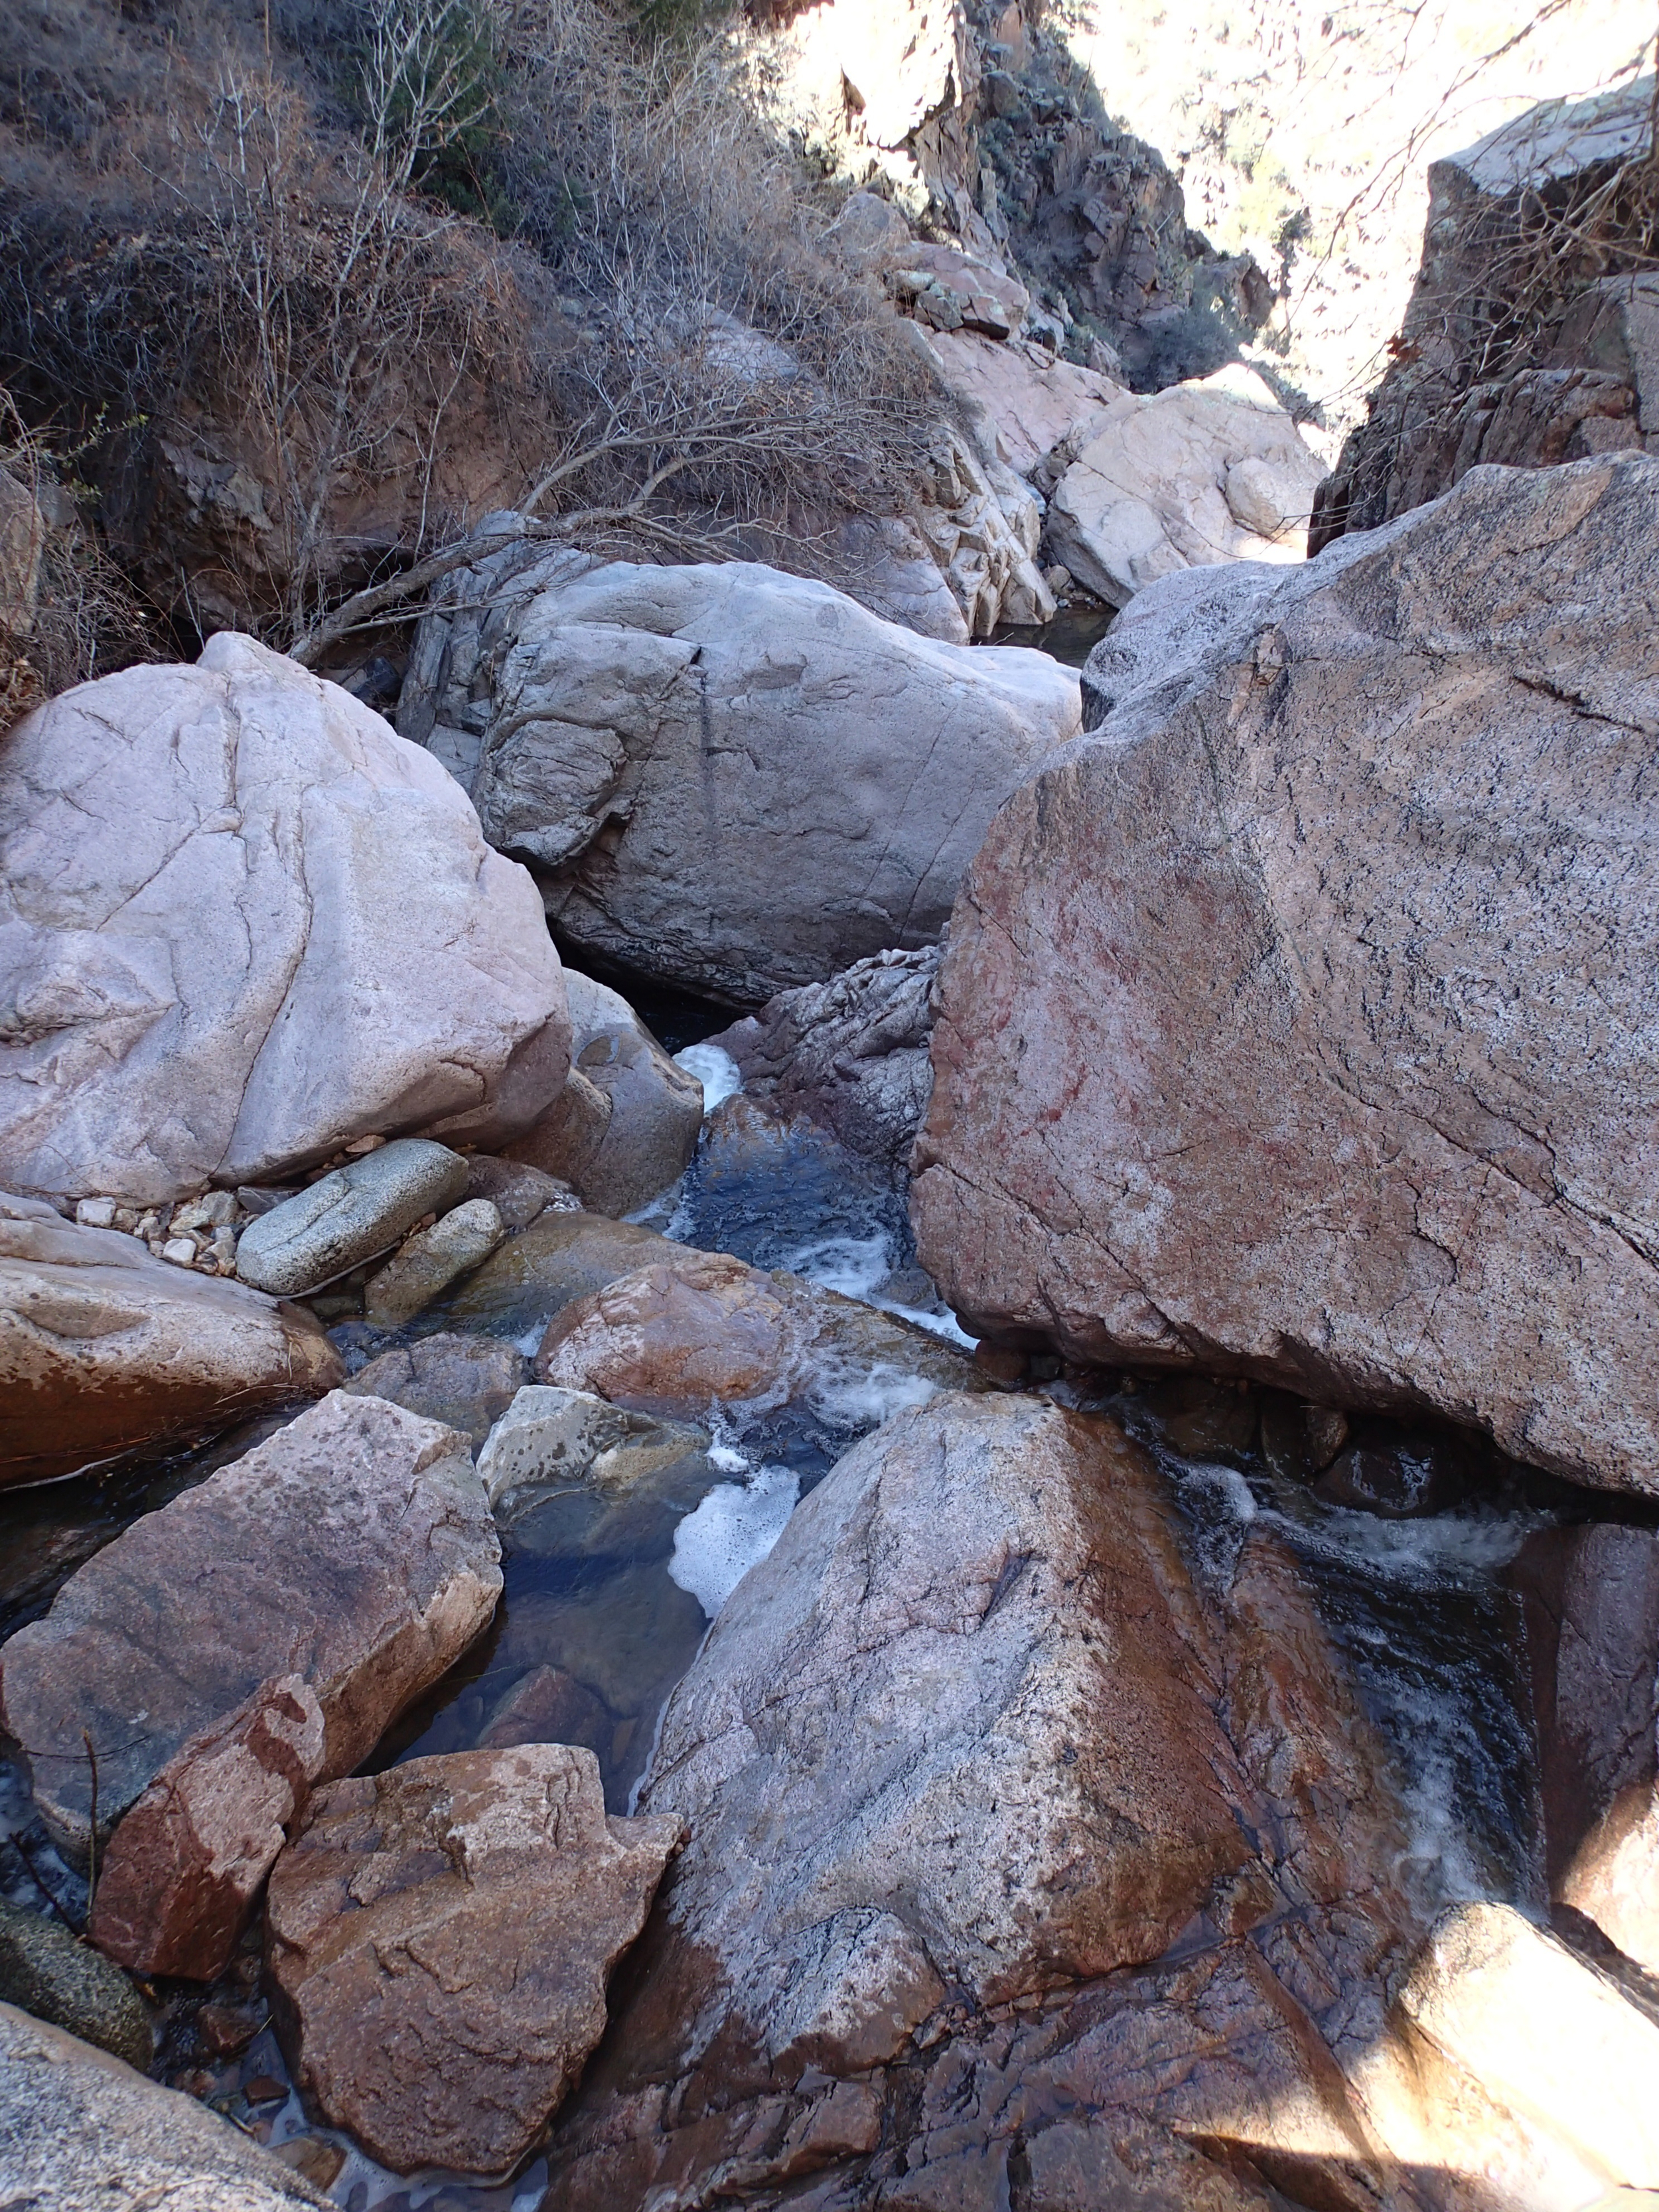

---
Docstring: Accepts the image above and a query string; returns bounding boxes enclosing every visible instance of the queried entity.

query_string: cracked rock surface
[265,1743,683,2177]
[0,630,571,1208]
[914,450,1659,1497]
[399,553,1081,1001]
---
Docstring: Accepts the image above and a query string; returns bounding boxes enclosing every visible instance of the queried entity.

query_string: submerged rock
[400,553,1080,1001]
[265,1745,683,2175]
[916,451,1659,1497]
[0,2000,325,2209]
[236,1138,470,1297]
[0,1390,500,1862]
[440,1207,681,1337]
[0,632,571,1207]
[1,1190,340,1488]
[0,1900,151,2068]
[342,1332,527,1448]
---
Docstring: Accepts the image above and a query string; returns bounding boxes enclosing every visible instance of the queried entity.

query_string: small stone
[273,2138,346,2189]
[463,1155,579,1232]
[362,1199,506,1327]
[342,1135,387,1157]
[161,1236,199,1267]
[0,1899,153,2069]
[75,1197,117,1228]
[235,1140,470,1297]
[198,2000,266,2058]
[244,2075,287,2104]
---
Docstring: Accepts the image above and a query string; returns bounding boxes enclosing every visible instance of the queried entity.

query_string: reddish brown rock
[915,453,1659,1497]
[90,1676,326,1980]
[265,1744,684,2176]
[0,1390,501,1860]
[0,1192,340,1488]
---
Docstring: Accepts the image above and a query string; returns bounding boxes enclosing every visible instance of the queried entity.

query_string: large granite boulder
[398,553,1080,1001]
[265,1745,683,2175]
[543,1392,1427,2209]
[1,1190,340,1488]
[0,2001,326,2211]
[0,632,570,1207]
[0,1391,501,1870]
[915,452,1659,1497]
[707,944,940,1175]
[1045,366,1327,609]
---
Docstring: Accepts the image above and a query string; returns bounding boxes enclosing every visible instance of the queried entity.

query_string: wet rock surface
[340,1331,528,1447]
[0,1390,500,1858]
[362,1196,505,1326]
[0,633,570,1207]
[1,1190,340,1487]
[0,1999,326,2211]
[549,969,706,1215]
[265,1745,683,2177]
[399,552,1080,1000]
[916,451,1659,1498]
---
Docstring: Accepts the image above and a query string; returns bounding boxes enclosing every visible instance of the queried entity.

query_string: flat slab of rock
[916,451,1659,1496]
[0,1390,500,1860]
[1,1190,340,1487]
[362,1197,504,1326]
[0,2001,325,2210]
[0,632,570,1207]
[236,1139,470,1296]
[265,1745,683,2175]
[399,555,1079,1001]
[1046,365,1327,607]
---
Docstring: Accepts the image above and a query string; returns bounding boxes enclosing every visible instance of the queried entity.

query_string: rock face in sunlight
[397,553,1080,1001]
[0,633,571,1208]
[1046,366,1327,607]
[265,1745,683,2176]
[544,1390,1441,2209]
[0,1392,500,1868]
[916,452,1659,1498]
[0,1189,341,1488]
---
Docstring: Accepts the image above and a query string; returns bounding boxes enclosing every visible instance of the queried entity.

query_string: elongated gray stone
[362,1197,505,1326]
[236,1140,469,1296]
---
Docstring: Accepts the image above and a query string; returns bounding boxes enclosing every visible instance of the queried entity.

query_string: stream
[0,1037,1611,2205]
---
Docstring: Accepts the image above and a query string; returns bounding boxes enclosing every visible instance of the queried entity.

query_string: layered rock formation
[0,633,571,1207]
[1,1189,340,1487]
[399,551,1080,1000]
[915,451,1659,1495]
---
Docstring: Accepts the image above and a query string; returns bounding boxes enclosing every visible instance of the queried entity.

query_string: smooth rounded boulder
[1,1190,340,1488]
[399,553,1081,1001]
[0,632,571,1207]
[914,451,1659,1497]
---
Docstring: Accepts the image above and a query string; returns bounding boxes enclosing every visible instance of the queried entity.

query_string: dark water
[990,603,1115,666]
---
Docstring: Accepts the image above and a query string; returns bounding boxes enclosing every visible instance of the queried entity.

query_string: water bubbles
[672,1043,743,1112]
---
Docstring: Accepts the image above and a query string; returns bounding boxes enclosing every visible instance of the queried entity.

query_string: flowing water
[0,1046,1619,2203]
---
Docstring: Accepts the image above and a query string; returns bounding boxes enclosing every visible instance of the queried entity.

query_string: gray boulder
[0,1901,151,2069]
[0,2002,326,2211]
[0,633,571,1207]
[236,1138,470,1296]
[916,451,1659,1497]
[362,1196,506,1325]
[399,553,1080,1001]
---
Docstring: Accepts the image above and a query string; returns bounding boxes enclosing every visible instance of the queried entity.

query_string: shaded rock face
[265,1745,684,2176]
[916,453,1659,1497]
[0,1190,340,1488]
[545,1391,1431,2210]
[1311,80,1656,551]
[709,945,940,1175]
[0,632,571,1208]
[341,1332,528,1449]
[399,552,1080,1002]
[0,1390,501,1860]
[1046,366,1327,608]
[0,2000,326,2211]
[516,969,703,1216]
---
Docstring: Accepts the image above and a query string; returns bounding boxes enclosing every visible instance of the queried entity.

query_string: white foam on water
[669,1456,800,1617]
[805,1352,943,1432]
[778,1231,979,1351]
[675,1043,743,1114]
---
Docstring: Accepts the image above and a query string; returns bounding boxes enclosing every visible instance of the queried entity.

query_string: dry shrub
[0,0,938,656]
